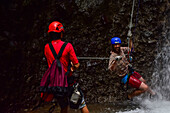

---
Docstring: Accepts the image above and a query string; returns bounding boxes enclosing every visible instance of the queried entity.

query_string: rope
[128,0,136,36]
[127,0,136,61]
[77,57,110,60]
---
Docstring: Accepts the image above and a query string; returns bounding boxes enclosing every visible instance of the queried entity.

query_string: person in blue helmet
[108,37,156,100]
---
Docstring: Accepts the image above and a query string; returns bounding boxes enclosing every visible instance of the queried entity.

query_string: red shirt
[44,40,79,76]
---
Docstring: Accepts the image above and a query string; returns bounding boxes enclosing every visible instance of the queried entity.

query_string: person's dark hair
[49,32,62,40]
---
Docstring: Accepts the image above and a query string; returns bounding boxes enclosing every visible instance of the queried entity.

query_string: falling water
[151,27,170,101]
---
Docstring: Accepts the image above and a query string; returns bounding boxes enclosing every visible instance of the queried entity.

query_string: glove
[115,56,122,61]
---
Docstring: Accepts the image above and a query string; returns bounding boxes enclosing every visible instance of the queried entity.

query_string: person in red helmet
[108,37,156,100]
[44,21,89,113]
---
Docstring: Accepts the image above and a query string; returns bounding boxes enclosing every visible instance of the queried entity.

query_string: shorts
[79,95,86,109]
[128,71,142,88]
[132,71,142,79]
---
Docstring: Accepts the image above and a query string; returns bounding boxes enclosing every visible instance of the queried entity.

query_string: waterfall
[151,12,170,100]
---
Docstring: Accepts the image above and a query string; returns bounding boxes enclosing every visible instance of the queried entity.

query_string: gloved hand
[115,56,122,61]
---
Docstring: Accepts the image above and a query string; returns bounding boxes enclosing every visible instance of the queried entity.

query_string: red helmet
[48,21,64,33]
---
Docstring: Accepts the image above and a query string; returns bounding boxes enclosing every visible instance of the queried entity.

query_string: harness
[121,65,134,91]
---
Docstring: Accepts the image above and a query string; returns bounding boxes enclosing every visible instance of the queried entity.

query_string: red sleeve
[68,43,79,65]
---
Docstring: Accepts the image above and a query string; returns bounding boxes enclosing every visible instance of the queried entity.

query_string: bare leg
[147,88,156,95]
[128,89,145,99]
[139,77,156,95]
[139,77,146,83]
[81,105,89,113]
[128,82,149,99]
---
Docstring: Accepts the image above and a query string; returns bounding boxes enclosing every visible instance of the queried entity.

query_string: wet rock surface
[0,0,169,112]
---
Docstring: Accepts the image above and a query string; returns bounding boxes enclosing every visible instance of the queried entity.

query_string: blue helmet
[111,37,121,44]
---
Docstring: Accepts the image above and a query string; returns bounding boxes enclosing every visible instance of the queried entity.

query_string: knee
[140,82,149,92]
[143,85,149,92]
[139,77,146,83]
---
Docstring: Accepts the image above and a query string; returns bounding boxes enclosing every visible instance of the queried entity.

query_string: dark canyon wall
[0,0,169,112]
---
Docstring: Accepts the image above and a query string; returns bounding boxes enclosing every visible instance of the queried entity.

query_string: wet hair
[49,32,62,40]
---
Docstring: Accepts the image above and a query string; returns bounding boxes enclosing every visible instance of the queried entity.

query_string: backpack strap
[49,42,72,77]
[49,43,57,59]
[49,42,68,68]
[65,62,71,76]
[57,42,68,59]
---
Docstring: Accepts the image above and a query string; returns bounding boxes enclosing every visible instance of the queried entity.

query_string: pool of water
[23,97,170,113]
[117,99,170,113]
